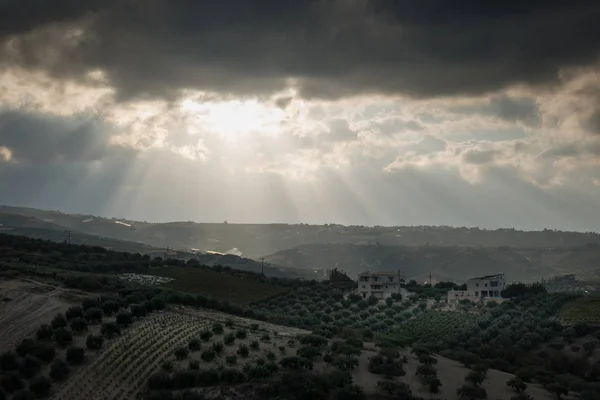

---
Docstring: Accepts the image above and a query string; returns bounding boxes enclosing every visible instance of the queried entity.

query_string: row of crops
[250,283,433,334]
[52,313,209,400]
[559,296,600,324]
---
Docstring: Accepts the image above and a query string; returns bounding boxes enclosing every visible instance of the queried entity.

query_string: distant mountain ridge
[1,205,599,260]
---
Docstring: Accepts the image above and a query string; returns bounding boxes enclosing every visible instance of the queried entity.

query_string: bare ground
[0,279,85,352]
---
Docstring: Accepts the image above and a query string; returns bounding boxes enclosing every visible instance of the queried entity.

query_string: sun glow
[181,98,286,140]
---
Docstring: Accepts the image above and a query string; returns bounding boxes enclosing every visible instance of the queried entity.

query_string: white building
[447,273,507,305]
[357,271,404,299]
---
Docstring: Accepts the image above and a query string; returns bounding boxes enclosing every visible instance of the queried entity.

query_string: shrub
[161,361,173,372]
[84,307,103,324]
[200,330,213,342]
[225,318,234,328]
[49,359,69,381]
[35,324,54,341]
[250,340,260,351]
[70,317,88,333]
[235,329,247,339]
[174,347,189,360]
[457,384,487,400]
[0,352,18,371]
[224,333,235,345]
[116,311,133,326]
[0,373,24,393]
[507,377,527,394]
[297,346,321,360]
[250,323,259,331]
[201,350,216,362]
[225,355,237,365]
[187,338,201,351]
[332,356,360,371]
[299,334,328,348]
[16,339,35,357]
[465,371,486,386]
[28,376,51,397]
[377,380,412,397]
[31,343,55,363]
[220,368,245,384]
[188,360,200,370]
[18,356,41,379]
[211,342,224,354]
[279,356,313,371]
[51,314,67,329]
[278,346,286,355]
[86,334,103,350]
[101,322,121,339]
[368,355,405,377]
[212,322,224,335]
[54,328,73,348]
[247,366,271,381]
[66,306,84,320]
[261,334,271,342]
[237,345,249,358]
[66,347,85,365]
[266,351,276,361]
[427,377,442,393]
[416,364,437,380]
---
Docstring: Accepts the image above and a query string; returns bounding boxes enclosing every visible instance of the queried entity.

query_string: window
[484,283,488,287]
[475,291,479,296]
[385,286,388,289]
[476,283,479,287]
[388,276,394,282]
[362,293,366,298]
[490,281,499,287]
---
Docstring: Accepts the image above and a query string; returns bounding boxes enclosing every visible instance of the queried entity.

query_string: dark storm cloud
[2,0,600,100]
[0,108,116,164]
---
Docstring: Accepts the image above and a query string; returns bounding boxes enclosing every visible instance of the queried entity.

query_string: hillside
[264,243,600,283]
[2,206,600,259]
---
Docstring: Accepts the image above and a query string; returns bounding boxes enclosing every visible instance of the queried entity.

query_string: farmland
[52,310,307,400]
[143,267,289,305]
[559,296,600,324]
[382,311,478,346]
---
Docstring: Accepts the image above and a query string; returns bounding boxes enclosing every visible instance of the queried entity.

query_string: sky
[1,0,600,230]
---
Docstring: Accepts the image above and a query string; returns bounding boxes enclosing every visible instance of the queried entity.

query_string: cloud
[0,108,118,164]
[462,149,502,165]
[1,1,600,101]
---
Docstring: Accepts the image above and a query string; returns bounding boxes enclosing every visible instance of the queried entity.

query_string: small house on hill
[357,270,405,299]
[447,273,507,306]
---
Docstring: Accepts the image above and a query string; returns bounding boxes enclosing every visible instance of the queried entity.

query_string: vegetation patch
[145,267,289,305]
[381,311,478,346]
[559,296,600,324]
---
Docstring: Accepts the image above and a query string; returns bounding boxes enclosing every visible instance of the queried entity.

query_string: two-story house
[357,271,404,299]
[447,273,507,305]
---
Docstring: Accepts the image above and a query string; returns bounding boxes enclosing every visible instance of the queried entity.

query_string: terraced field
[51,310,308,400]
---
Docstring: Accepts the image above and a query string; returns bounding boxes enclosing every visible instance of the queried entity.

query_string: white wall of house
[447,273,507,305]
[357,271,403,299]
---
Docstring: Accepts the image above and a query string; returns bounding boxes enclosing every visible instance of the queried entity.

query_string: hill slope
[264,243,600,282]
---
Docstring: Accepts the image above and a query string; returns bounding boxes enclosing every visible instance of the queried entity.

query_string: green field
[381,311,478,346]
[559,296,600,324]
[146,267,289,305]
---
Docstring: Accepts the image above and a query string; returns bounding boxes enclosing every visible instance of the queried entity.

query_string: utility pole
[64,230,71,244]
[429,271,432,287]
[261,257,265,276]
